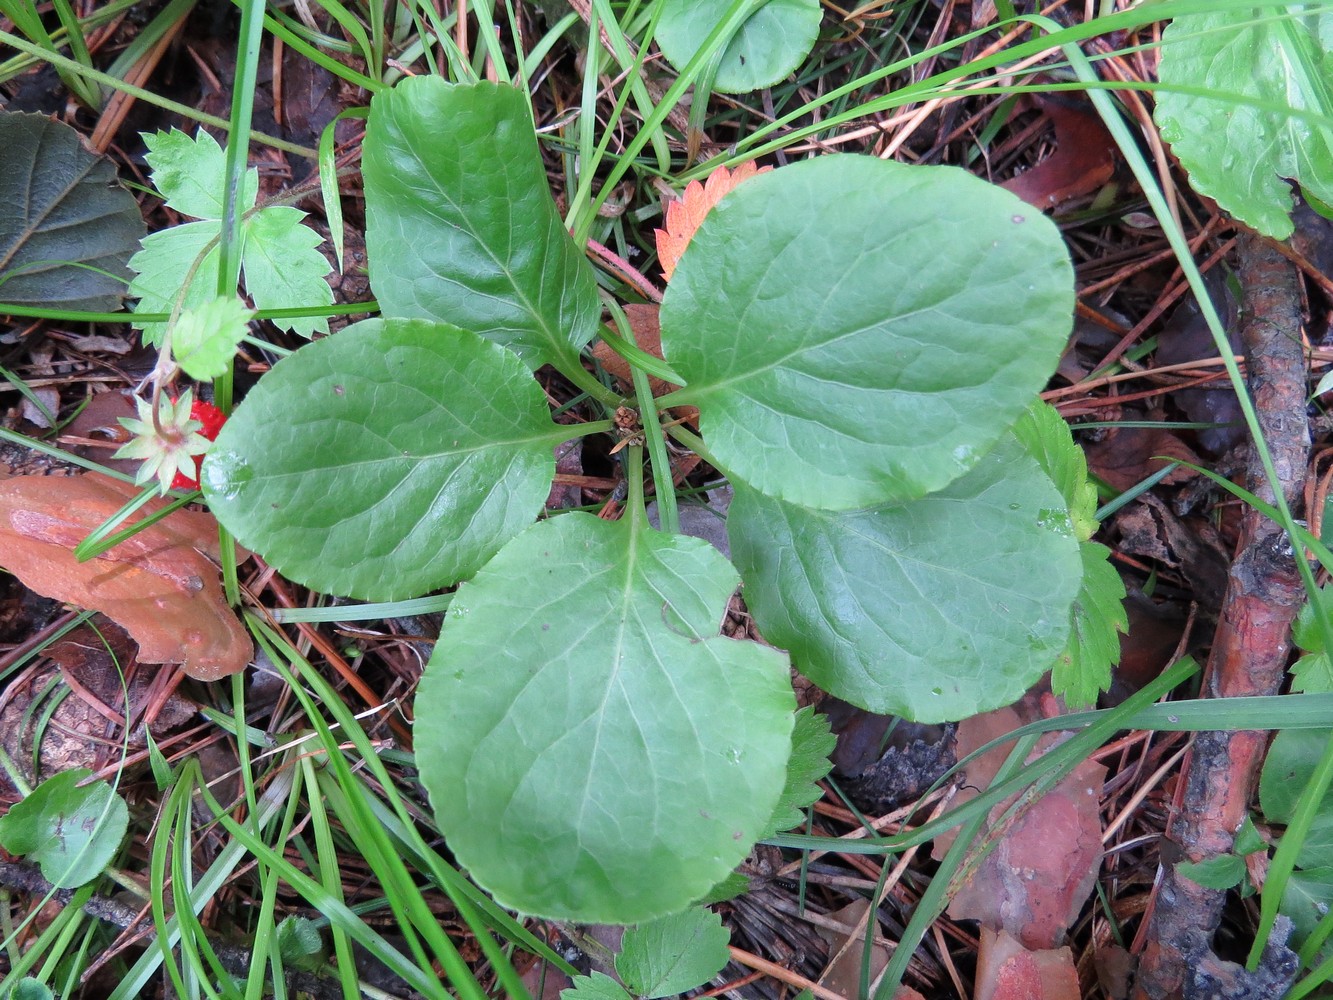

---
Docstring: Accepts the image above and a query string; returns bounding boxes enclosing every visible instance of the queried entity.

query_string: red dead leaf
[0,473,251,680]
[1001,94,1116,210]
[590,304,699,425]
[655,162,771,281]
[975,928,1080,1000]
[940,703,1106,950]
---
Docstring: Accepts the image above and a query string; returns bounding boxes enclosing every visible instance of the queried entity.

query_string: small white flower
[114,389,211,494]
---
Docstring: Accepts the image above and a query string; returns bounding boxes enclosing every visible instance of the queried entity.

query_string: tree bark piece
[1132,232,1309,999]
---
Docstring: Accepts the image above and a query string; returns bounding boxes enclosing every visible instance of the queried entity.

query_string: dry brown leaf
[814,898,892,997]
[1083,426,1199,494]
[0,473,252,680]
[655,161,771,281]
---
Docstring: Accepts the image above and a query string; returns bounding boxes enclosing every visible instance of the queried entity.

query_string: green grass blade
[0,28,315,158]
[318,108,369,273]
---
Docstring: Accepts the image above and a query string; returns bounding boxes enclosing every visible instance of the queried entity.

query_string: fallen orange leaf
[0,473,252,681]
[655,161,771,281]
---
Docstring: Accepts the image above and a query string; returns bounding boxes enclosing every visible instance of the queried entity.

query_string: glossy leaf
[363,78,600,371]
[0,768,128,888]
[0,112,145,311]
[660,156,1074,509]
[617,908,730,998]
[656,0,821,94]
[728,436,1082,722]
[656,162,769,281]
[202,318,564,601]
[415,513,794,921]
[1155,10,1333,239]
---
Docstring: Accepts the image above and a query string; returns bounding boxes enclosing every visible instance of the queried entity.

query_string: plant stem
[560,357,624,408]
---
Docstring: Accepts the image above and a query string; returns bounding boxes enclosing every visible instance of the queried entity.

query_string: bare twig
[1131,232,1308,999]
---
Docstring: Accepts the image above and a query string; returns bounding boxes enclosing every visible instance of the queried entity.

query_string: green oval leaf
[1155,11,1333,240]
[415,513,794,922]
[0,769,128,888]
[656,0,821,94]
[202,318,563,601]
[363,78,600,371]
[728,436,1081,722]
[660,156,1074,509]
[0,112,145,311]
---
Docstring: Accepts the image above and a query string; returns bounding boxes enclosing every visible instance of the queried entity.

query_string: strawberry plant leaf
[127,221,222,346]
[697,871,750,905]
[241,206,335,338]
[1177,854,1248,890]
[0,112,145,311]
[0,768,128,888]
[142,128,258,222]
[363,78,600,372]
[414,513,795,922]
[561,973,632,1000]
[1291,584,1333,693]
[660,156,1074,509]
[1012,402,1126,707]
[1013,402,1100,543]
[759,705,835,838]
[129,129,330,343]
[728,435,1082,722]
[173,297,255,380]
[656,0,821,94]
[616,907,730,998]
[1155,10,1333,239]
[202,318,566,601]
[1054,543,1127,709]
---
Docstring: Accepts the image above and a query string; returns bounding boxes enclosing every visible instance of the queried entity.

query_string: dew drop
[1035,508,1072,535]
[202,451,252,500]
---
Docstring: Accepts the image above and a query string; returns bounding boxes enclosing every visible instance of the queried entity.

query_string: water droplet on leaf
[202,451,251,500]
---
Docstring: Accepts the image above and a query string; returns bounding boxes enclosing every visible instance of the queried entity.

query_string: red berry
[171,398,227,490]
